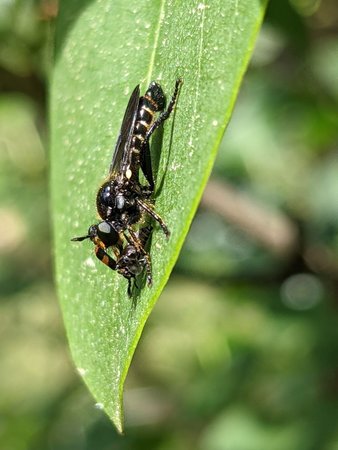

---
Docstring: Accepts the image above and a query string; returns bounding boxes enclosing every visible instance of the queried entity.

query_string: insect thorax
[96,179,142,225]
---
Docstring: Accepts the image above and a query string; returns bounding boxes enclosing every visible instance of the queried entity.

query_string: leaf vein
[188,4,207,152]
[146,0,166,85]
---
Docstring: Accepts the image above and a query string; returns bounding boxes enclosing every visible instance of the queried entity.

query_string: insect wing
[109,85,140,175]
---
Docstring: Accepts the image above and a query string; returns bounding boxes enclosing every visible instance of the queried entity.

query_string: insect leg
[138,225,153,246]
[140,141,154,191]
[143,79,182,145]
[95,246,117,270]
[143,252,152,287]
[127,279,133,298]
[127,226,153,286]
[136,199,170,238]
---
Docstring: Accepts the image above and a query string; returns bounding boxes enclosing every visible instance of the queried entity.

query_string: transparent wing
[109,85,140,175]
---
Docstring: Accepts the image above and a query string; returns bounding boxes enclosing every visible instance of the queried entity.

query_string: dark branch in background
[0,66,46,110]
[201,179,299,257]
[201,179,338,281]
[304,246,338,282]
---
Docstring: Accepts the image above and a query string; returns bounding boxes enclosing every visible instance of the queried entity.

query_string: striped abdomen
[129,82,165,167]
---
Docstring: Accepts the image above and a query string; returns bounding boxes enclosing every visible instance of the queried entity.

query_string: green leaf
[51,0,267,432]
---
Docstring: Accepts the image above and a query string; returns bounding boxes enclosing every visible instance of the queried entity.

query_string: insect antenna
[71,235,90,242]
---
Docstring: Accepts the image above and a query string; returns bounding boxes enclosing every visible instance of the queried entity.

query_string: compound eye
[88,224,98,238]
[116,194,125,210]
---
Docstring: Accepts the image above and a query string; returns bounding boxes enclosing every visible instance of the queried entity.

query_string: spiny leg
[136,199,170,238]
[143,78,182,146]
[127,226,153,286]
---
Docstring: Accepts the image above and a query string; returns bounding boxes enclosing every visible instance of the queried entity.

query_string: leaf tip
[112,413,124,435]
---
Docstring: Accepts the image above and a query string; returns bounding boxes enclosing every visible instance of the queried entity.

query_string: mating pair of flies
[72,79,182,296]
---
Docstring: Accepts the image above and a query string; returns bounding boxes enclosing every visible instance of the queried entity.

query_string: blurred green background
[1,0,338,449]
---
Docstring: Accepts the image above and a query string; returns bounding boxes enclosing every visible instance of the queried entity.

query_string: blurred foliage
[1,0,338,449]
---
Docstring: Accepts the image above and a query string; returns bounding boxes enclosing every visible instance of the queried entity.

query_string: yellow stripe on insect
[135,134,145,142]
[142,105,154,114]
[139,120,150,129]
